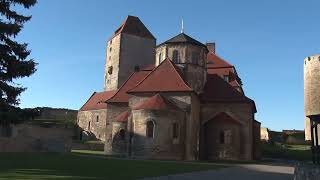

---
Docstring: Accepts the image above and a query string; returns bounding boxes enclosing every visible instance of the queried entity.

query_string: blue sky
[15,0,320,131]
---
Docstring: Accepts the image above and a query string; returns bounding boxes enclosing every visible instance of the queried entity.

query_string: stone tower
[155,33,208,94]
[104,16,156,91]
[304,54,320,140]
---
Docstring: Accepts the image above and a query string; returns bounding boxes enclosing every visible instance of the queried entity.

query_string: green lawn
[262,142,312,161]
[0,153,224,180]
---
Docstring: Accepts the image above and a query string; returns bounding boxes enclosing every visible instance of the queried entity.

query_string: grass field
[262,142,312,161]
[0,152,224,180]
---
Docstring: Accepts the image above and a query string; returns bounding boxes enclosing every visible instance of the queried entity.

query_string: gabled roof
[200,74,253,105]
[212,112,244,125]
[107,71,150,103]
[110,15,155,40]
[207,52,233,69]
[80,90,117,111]
[115,111,129,122]
[128,58,193,93]
[132,94,177,110]
[158,33,207,48]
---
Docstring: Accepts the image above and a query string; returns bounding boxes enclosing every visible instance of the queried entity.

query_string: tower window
[109,47,112,52]
[172,123,179,139]
[146,121,155,138]
[172,50,179,63]
[108,66,113,75]
[223,75,229,82]
[192,52,199,64]
[96,115,99,122]
[159,53,162,64]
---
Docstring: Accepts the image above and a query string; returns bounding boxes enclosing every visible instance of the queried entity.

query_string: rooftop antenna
[181,18,184,33]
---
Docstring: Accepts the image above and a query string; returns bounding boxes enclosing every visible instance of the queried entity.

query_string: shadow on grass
[0,153,224,180]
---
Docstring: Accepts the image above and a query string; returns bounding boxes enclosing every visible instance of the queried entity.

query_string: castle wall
[104,103,128,154]
[105,34,121,91]
[304,55,320,140]
[77,109,107,141]
[201,102,254,160]
[131,109,185,160]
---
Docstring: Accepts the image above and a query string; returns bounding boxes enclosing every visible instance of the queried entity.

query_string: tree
[0,0,37,125]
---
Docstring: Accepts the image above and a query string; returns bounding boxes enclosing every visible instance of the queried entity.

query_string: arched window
[158,53,162,64]
[146,121,155,138]
[172,50,179,63]
[172,123,179,139]
[119,129,125,140]
[219,131,225,144]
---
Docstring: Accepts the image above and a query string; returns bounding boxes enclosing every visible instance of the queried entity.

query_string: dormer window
[172,50,179,63]
[223,75,229,82]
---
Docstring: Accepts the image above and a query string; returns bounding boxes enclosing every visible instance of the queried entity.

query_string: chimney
[206,42,215,54]
[134,65,140,72]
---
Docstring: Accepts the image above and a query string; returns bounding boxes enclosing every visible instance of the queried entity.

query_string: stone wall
[105,34,121,90]
[104,103,128,154]
[201,102,254,160]
[253,121,261,160]
[260,127,269,141]
[131,109,185,160]
[77,109,107,141]
[304,54,320,141]
[0,124,72,152]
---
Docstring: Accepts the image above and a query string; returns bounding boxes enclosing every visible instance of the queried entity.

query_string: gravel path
[142,163,294,180]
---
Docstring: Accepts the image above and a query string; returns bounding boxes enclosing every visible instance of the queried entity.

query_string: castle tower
[104,16,156,91]
[304,54,320,140]
[155,33,208,93]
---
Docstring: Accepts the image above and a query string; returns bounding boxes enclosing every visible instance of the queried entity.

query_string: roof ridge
[127,58,193,93]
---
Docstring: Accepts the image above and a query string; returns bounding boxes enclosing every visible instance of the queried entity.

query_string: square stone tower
[104,16,156,91]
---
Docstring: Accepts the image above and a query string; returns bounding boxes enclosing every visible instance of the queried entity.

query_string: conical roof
[158,33,206,48]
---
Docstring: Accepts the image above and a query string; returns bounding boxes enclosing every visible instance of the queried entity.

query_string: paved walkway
[142,163,294,180]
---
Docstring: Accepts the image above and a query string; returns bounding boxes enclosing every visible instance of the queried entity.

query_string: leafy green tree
[0,0,37,124]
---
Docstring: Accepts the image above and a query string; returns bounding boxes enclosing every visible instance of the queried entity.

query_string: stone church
[78,15,261,161]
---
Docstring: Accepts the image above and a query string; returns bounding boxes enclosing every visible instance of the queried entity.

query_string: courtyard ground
[0,152,224,180]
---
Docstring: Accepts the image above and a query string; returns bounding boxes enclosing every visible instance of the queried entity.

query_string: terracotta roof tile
[115,111,129,122]
[107,71,150,103]
[80,90,117,111]
[132,94,177,110]
[110,15,155,40]
[128,58,193,93]
[200,74,248,102]
[207,52,233,68]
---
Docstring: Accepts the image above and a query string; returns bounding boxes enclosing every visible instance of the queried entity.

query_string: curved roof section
[115,111,129,122]
[110,15,155,40]
[80,90,117,111]
[128,58,193,93]
[158,33,207,48]
[132,94,177,110]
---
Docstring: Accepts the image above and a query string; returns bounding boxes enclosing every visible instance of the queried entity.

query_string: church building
[78,15,261,161]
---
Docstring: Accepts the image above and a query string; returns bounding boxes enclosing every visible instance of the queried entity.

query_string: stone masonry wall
[201,102,254,160]
[105,34,121,91]
[77,109,107,141]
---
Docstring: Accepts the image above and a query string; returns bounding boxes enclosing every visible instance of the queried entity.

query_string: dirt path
[142,163,294,180]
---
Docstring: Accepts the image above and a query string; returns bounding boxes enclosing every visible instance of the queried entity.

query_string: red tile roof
[115,111,129,122]
[80,90,117,111]
[132,94,177,110]
[107,71,150,103]
[128,58,193,93]
[200,74,250,103]
[207,52,233,68]
[110,15,155,40]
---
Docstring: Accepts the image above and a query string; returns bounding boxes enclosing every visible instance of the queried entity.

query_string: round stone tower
[304,54,320,140]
